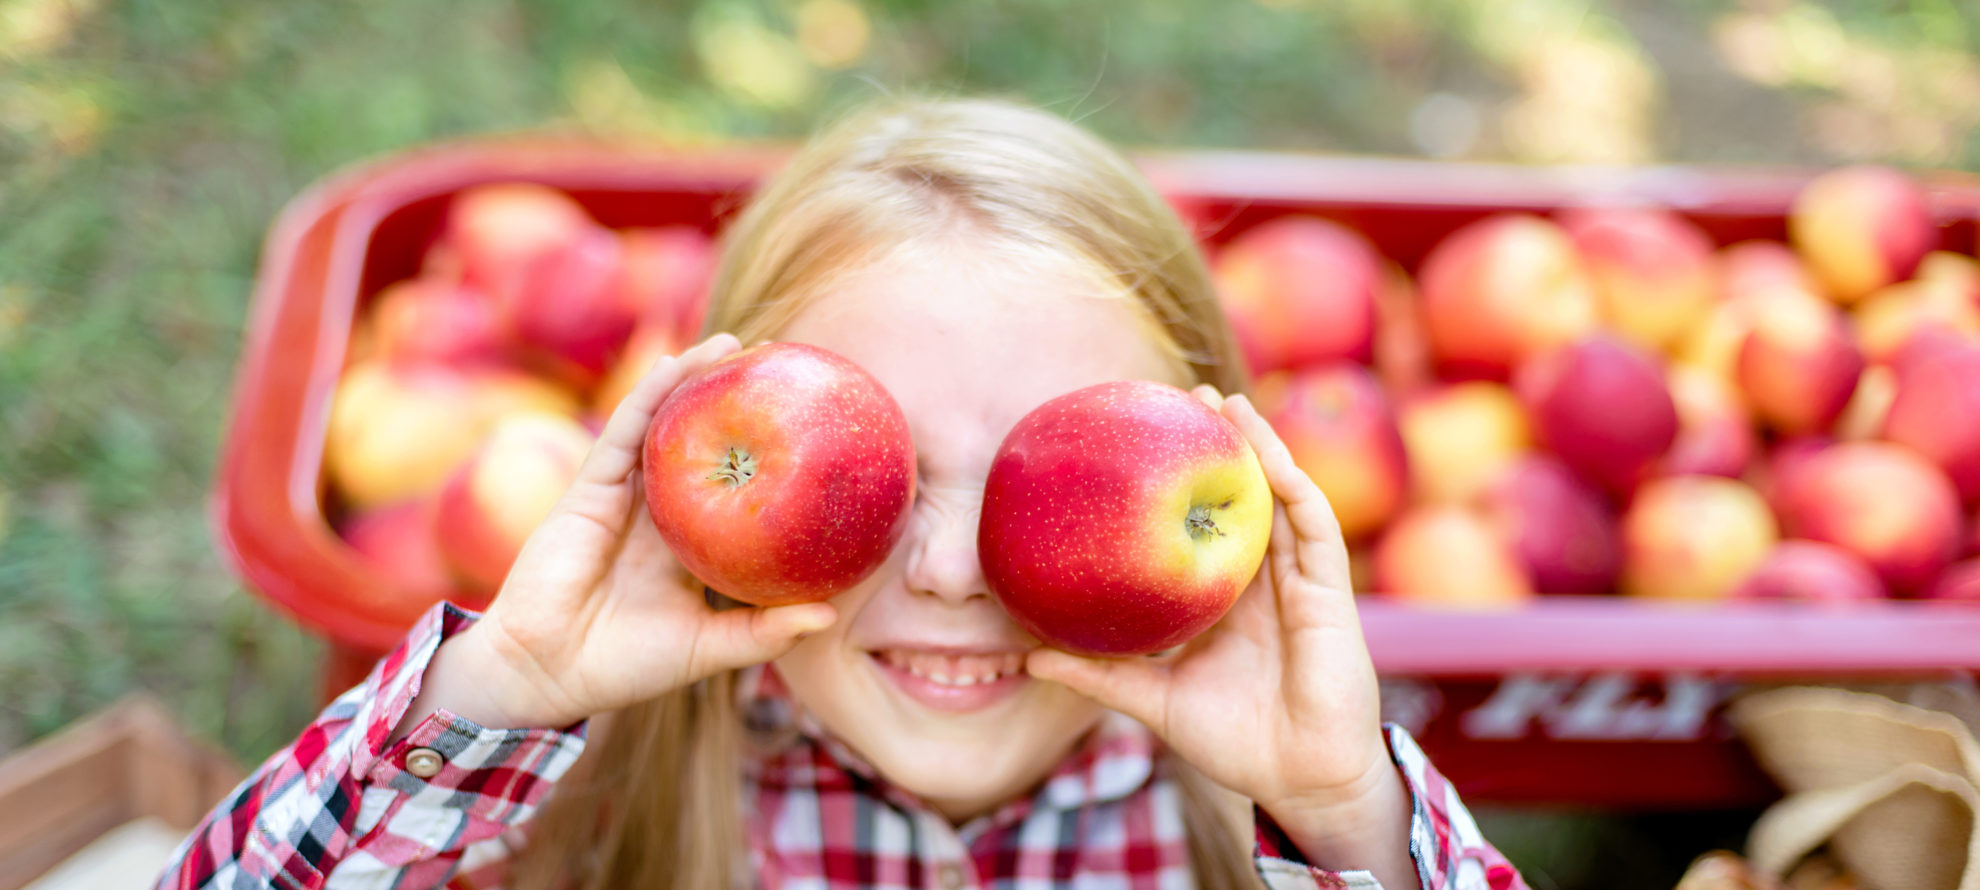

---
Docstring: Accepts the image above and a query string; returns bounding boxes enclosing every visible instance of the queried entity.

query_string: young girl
[160,99,1524,890]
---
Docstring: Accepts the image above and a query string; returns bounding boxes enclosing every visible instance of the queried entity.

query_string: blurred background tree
[0,0,1974,885]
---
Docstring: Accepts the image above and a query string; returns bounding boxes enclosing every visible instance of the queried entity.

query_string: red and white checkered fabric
[157,604,1525,889]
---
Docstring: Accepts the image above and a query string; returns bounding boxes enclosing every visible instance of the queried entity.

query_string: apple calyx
[710,447,758,488]
[1186,500,1233,540]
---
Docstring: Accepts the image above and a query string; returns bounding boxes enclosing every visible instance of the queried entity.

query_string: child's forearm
[1261,765,1423,890]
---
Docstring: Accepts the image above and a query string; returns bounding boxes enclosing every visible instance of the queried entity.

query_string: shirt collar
[740,664,1160,819]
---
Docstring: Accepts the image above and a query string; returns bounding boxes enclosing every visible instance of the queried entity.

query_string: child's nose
[904,499,991,605]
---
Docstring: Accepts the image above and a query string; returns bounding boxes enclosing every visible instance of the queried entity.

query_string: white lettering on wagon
[1459,672,1732,741]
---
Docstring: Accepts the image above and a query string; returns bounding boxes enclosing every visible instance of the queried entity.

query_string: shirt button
[936,863,965,890]
[405,747,445,778]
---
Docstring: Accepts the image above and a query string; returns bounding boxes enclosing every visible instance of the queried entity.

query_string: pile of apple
[1223,165,1980,607]
[324,183,715,606]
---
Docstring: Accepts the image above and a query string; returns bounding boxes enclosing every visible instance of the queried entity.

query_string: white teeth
[879,649,1026,687]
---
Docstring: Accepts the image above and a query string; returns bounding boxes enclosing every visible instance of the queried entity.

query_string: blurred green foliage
[1,0,1975,884]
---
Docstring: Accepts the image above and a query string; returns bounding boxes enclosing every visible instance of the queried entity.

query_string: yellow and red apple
[1622,476,1778,601]
[325,361,580,508]
[1418,214,1599,379]
[644,343,917,607]
[980,381,1272,655]
[1789,165,1937,304]
[1398,381,1532,504]
[1374,505,1534,608]
[1771,441,1963,594]
[1213,216,1382,373]
[438,413,596,593]
[1736,290,1864,434]
[1559,206,1719,353]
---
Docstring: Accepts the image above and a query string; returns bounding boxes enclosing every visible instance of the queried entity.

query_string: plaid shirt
[158,604,1525,890]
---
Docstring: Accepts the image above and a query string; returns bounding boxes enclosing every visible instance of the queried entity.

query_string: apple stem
[1185,502,1228,541]
[709,447,758,488]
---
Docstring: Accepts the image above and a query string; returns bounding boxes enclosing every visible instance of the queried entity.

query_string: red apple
[643,343,916,606]
[1559,206,1719,353]
[1478,456,1621,594]
[1374,505,1534,608]
[1772,442,1962,594]
[1515,335,1678,494]
[1732,540,1886,604]
[1924,558,1980,602]
[509,226,639,387]
[1880,341,1980,502]
[326,361,581,509]
[1213,216,1381,373]
[1398,382,1531,504]
[1718,240,1819,302]
[339,497,453,599]
[1256,364,1408,541]
[1660,366,1757,478]
[1418,214,1600,379]
[619,226,716,337]
[1622,476,1778,601]
[980,381,1272,655]
[447,183,598,303]
[365,278,509,366]
[1736,291,1864,434]
[1790,165,1937,304]
[438,413,595,593]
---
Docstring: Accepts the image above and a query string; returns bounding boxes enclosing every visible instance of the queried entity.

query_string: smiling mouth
[872,649,1027,686]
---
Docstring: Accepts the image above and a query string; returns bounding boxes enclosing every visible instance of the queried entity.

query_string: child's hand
[403,334,840,732]
[1026,389,1420,889]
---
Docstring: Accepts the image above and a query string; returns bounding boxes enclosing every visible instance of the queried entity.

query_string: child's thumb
[1025,649,1167,730]
[693,602,839,676]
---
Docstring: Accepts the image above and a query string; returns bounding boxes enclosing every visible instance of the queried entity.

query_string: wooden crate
[0,696,242,890]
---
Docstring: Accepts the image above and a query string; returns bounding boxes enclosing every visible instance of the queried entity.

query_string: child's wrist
[418,623,584,732]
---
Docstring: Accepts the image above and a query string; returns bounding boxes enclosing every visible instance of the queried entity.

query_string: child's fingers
[1221,394,1352,595]
[1026,649,1170,731]
[1190,384,1226,412]
[574,333,740,489]
[687,601,839,680]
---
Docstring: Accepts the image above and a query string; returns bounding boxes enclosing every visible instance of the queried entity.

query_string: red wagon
[211,141,1980,808]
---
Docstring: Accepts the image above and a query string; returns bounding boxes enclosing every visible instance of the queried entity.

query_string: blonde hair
[515,98,1256,889]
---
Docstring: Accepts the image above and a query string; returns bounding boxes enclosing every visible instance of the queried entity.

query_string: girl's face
[773,236,1187,822]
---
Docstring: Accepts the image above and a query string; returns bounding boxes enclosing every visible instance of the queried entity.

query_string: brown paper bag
[1730,687,1980,890]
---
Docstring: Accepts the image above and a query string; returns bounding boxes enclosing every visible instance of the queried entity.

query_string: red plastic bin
[213,140,1980,808]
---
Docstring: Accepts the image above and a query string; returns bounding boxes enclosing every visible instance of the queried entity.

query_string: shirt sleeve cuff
[1250,724,1487,890]
[343,602,590,822]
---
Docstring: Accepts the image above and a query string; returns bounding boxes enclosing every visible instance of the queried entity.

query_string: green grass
[0,0,1975,884]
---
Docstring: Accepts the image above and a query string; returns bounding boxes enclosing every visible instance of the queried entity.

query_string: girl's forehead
[777,247,1184,446]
